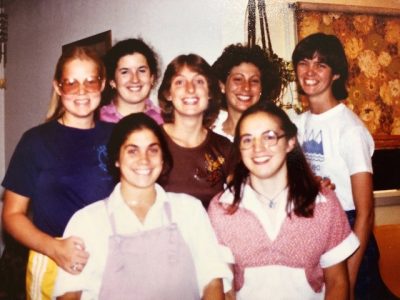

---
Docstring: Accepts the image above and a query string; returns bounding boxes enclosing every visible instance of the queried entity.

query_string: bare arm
[225,289,236,300]
[2,189,89,273]
[348,172,374,299]
[57,291,82,300]
[202,278,224,300]
[324,261,349,300]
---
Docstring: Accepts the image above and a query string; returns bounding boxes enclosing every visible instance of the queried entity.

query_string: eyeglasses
[58,76,102,95]
[239,130,286,150]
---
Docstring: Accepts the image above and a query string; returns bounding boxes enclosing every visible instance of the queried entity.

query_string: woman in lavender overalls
[54,113,231,299]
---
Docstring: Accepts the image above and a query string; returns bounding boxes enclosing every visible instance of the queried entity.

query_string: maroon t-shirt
[159,128,233,208]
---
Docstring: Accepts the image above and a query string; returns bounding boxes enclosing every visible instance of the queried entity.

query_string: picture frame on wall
[294,2,400,149]
[62,30,112,58]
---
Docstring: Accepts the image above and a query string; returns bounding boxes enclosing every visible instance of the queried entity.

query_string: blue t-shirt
[2,120,115,237]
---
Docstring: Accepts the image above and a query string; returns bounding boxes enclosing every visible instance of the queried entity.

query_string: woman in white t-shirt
[210,43,283,141]
[292,32,391,299]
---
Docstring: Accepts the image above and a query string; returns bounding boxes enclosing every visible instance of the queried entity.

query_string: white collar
[106,183,170,233]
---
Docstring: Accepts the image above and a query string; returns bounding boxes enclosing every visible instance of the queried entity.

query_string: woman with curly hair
[211,43,283,141]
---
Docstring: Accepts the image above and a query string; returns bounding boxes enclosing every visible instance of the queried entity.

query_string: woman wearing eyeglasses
[208,102,359,299]
[1,47,115,297]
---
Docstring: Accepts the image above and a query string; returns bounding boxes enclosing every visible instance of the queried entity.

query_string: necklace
[253,186,288,209]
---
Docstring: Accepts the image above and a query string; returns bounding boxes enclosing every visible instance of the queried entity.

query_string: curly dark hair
[212,43,283,109]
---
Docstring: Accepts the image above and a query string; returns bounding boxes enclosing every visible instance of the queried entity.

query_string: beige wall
[376,206,400,226]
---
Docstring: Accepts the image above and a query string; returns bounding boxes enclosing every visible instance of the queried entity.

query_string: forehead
[174,65,204,77]
[62,59,98,76]
[240,112,281,134]
[117,53,149,67]
[301,52,327,63]
[230,62,261,75]
[124,128,159,146]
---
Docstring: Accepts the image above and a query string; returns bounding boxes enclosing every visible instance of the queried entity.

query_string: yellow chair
[374,224,400,298]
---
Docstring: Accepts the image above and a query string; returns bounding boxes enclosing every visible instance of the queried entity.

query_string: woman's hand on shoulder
[316,176,336,191]
[50,236,89,274]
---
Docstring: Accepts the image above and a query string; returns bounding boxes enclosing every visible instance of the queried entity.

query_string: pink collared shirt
[100,99,164,124]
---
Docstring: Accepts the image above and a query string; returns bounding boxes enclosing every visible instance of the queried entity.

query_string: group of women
[0,32,392,299]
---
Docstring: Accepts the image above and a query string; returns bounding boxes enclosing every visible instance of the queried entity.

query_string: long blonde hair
[45,47,106,122]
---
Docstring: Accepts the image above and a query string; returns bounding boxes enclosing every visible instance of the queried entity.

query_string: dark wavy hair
[158,54,221,127]
[102,38,159,105]
[212,43,283,108]
[292,32,349,100]
[228,101,319,217]
[107,112,173,183]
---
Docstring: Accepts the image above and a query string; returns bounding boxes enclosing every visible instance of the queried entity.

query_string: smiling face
[222,62,262,113]
[116,128,163,190]
[111,53,155,105]
[54,58,105,122]
[239,111,295,182]
[296,55,339,100]
[167,66,209,119]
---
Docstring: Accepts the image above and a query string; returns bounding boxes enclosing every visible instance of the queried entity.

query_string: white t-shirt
[53,183,232,299]
[294,103,374,211]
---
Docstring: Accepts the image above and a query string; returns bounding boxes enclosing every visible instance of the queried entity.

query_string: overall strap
[163,201,173,225]
[104,198,117,235]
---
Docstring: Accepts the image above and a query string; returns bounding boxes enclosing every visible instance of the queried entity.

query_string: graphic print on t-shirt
[302,129,324,173]
[97,145,108,172]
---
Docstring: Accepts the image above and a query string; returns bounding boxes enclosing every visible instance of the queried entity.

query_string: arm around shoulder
[2,189,89,273]
[2,189,52,253]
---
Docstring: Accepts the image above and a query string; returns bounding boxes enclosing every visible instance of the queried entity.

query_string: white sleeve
[340,126,374,175]
[177,199,233,295]
[53,207,107,299]
[320,232,360,268]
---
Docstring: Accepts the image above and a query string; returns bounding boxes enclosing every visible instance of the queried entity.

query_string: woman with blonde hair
[1,47,115,298]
